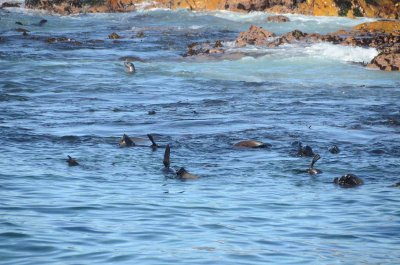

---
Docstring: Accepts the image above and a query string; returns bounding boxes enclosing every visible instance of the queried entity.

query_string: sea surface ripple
[1,7,400,265]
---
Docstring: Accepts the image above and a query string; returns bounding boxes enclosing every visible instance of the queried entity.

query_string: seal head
[329,145,340,154]
[119,134,135,147]
[124,61,136,74]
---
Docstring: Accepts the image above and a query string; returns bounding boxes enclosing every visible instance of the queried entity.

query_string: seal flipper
[147,134,158,149]
[310,154,320,169]
[163,144,170,168]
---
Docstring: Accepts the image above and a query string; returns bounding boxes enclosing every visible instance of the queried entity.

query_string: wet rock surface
[185,20,400,71]
[1,2,21,8]
[235,25,275,47]
[266,15,290,22]
[184,41,224,57]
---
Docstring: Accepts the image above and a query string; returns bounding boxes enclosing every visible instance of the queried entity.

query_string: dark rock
[15,28,30,33]
[266,15,290,22]
[1,2,21,8]
[235,25,275,47]
[267,29,307,47]
[367,51,400,71]
[333,174,364,187]
[184,41,224,56]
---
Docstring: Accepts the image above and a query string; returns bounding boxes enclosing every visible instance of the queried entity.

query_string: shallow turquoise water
[1,7,400,265]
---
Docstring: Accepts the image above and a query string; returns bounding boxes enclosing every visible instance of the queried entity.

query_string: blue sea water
[1,5,400,265]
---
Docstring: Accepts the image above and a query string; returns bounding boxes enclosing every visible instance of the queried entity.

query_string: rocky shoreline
[2,0,393,18]
[185,20,400,71]
[2,1,399,71]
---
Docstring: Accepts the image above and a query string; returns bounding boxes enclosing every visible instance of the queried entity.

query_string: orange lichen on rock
[352,20,400,34]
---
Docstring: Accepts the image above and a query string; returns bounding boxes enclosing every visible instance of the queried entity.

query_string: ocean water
[1,6,400,265]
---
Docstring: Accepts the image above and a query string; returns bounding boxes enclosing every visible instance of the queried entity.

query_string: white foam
[210,10,267,22]
[304,42,378,63]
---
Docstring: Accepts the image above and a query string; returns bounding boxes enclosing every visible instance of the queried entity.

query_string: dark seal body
[333,174,364,187]
[67,155,79,166]
[176,167,198,180]
[119,134,135,147]
[234,140,269,148]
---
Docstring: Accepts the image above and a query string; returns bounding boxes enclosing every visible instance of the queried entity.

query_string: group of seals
[67,133,198,180]
[66,137,396,188]
[234,139,366,188]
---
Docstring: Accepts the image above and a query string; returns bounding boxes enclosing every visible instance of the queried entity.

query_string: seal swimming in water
[147,134,158,150]
[163,144,171,168]
[119,134,135,147]
[329,145,340,154]
[38,19,47,26]
[296,142,314,157]
[124,61,135,73]
[161,145,198,179]
[307,154,322,175]
[176,167,198,180]
[67,155,79,166]
[162,144,175,175]
[234,140,269,148]
[333,174,364,187]
[390,182,400,188]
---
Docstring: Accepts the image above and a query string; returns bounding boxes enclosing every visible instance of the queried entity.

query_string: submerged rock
[267,29,308,47]
[235,25,276,47]
[184,41,224,56]
[266,15,290,22]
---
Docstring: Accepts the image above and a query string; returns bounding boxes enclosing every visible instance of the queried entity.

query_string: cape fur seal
[67,155,79,166]
[307,154,322,175]
[176,167,198,180]
[124,61,135,73]
[333,174,364,187]
[234,140,269,148]
[296,142,314,157]
[162,144,198,179]
[329,145,340,154]
[119,134,135,147]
